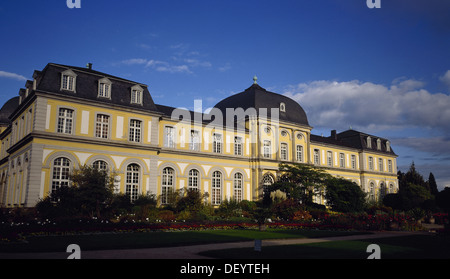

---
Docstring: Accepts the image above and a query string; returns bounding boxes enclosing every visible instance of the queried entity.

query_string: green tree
[71,165,115,218]
[324,177,367,213]
[268,163,329,205]
[428,172,439,196]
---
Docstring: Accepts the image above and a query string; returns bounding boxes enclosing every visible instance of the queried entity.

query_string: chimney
[86,63,93,70]
[331,130,337,140]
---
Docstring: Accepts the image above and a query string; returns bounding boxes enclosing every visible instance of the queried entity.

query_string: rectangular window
[379,158,384,172]
[62,75,75,91]
[388,160,393,173]
[263,140,271,158]
[131,89,142,104]
[296,145,303,162]
[164,126,175,148]
[314,149,320,165]
[129,119,142,142]
[351,155,357,169]
[368,156,374,170]
[95,114,109,139]
[213,133,222,153]
[99,83,110,98]
[340,153,345,168]
[234,136,242,156]
[190,130,200,151]
[57,108,73,134]
[327,151,333,167]
[280,143,288,160]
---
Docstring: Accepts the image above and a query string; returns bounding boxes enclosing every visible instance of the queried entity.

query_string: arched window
[93,160,108,171]
[234,172,243,202]
[188,169,199,191]
[212,171,222,205]
[379,182,386,200]
[261,173,274,195]
[126,164,140,202]
[51,157,71,195]
[369,182,375,202]
[161,167,174,204]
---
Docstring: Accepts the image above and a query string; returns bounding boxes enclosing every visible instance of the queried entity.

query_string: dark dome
[0,97,20,125]
[213,83,310,127]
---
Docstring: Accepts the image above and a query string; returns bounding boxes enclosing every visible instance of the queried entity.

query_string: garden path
[0,230,429,259]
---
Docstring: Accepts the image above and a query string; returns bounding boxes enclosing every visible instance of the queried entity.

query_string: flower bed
[0,212,426,242]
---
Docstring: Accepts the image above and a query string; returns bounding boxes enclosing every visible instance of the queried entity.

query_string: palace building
[0,63,398,208]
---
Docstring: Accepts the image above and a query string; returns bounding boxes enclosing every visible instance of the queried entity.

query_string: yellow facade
[0,63,398,208]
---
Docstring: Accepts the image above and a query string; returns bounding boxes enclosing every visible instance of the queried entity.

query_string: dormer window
[98,78,112,99]
[131,85,143,105]
[60,69,77,92]
[386,141,391,152]
[377,138,381,150]
[366,136,372,148]
[280,102,286,112]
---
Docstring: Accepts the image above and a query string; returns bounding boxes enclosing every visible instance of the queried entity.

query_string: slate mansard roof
[34,63,159,113]
[311,129,397,156]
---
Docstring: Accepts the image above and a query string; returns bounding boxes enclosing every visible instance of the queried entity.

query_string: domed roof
[213,83,310,127]
[0,96,20,125]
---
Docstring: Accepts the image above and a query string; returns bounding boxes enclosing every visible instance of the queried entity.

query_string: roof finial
[253,75,258,84]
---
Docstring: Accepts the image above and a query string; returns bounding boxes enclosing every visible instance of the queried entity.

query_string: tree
[324,177,367,213]
[428,172,439,197]
[436,187,450,213]
[71,165,116,218]
[268,163,329,205]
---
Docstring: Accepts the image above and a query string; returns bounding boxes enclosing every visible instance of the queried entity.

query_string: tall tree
[428,172,439,196]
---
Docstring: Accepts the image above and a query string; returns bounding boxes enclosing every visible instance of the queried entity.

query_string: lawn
[199,234,450,259]
[0,228,368,253]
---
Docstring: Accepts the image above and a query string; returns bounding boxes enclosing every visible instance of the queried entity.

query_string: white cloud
[0,70,27,81]
[121,58,192,74]
[121,58,148,65]
[283,77,450,134]
[439,70,450,88]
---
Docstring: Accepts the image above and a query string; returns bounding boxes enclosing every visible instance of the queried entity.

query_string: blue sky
[1,0,449,189]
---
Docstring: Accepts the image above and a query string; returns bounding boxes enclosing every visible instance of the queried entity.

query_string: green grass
[199,234,450,259]
[0,229,368,253]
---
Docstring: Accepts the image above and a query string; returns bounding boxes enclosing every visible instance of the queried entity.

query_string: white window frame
[51,157,71,197]
[95,114,110,139]
[164,126,175,148]
[98,78,112,99]
[129,119,142,143]
[188,169,199,191]
[233,172,243,202]
[327,151,333,167]
[126,164,140,202]
[339,153,345,168]
[212,171,222,205]
[213,133,222,153]
[190,130,200,151]
[234,136,242,156]
[296,145,303,162]
[161,167,174,204]
[351,155,357,169]
[57,108,74,134]
[314,149,320,165]
[280,143,288,160]
[60,70,77,92]
[263,140,271,158]
[130,85,144,105]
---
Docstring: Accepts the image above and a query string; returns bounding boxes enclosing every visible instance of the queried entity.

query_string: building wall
[0,65,399,208]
